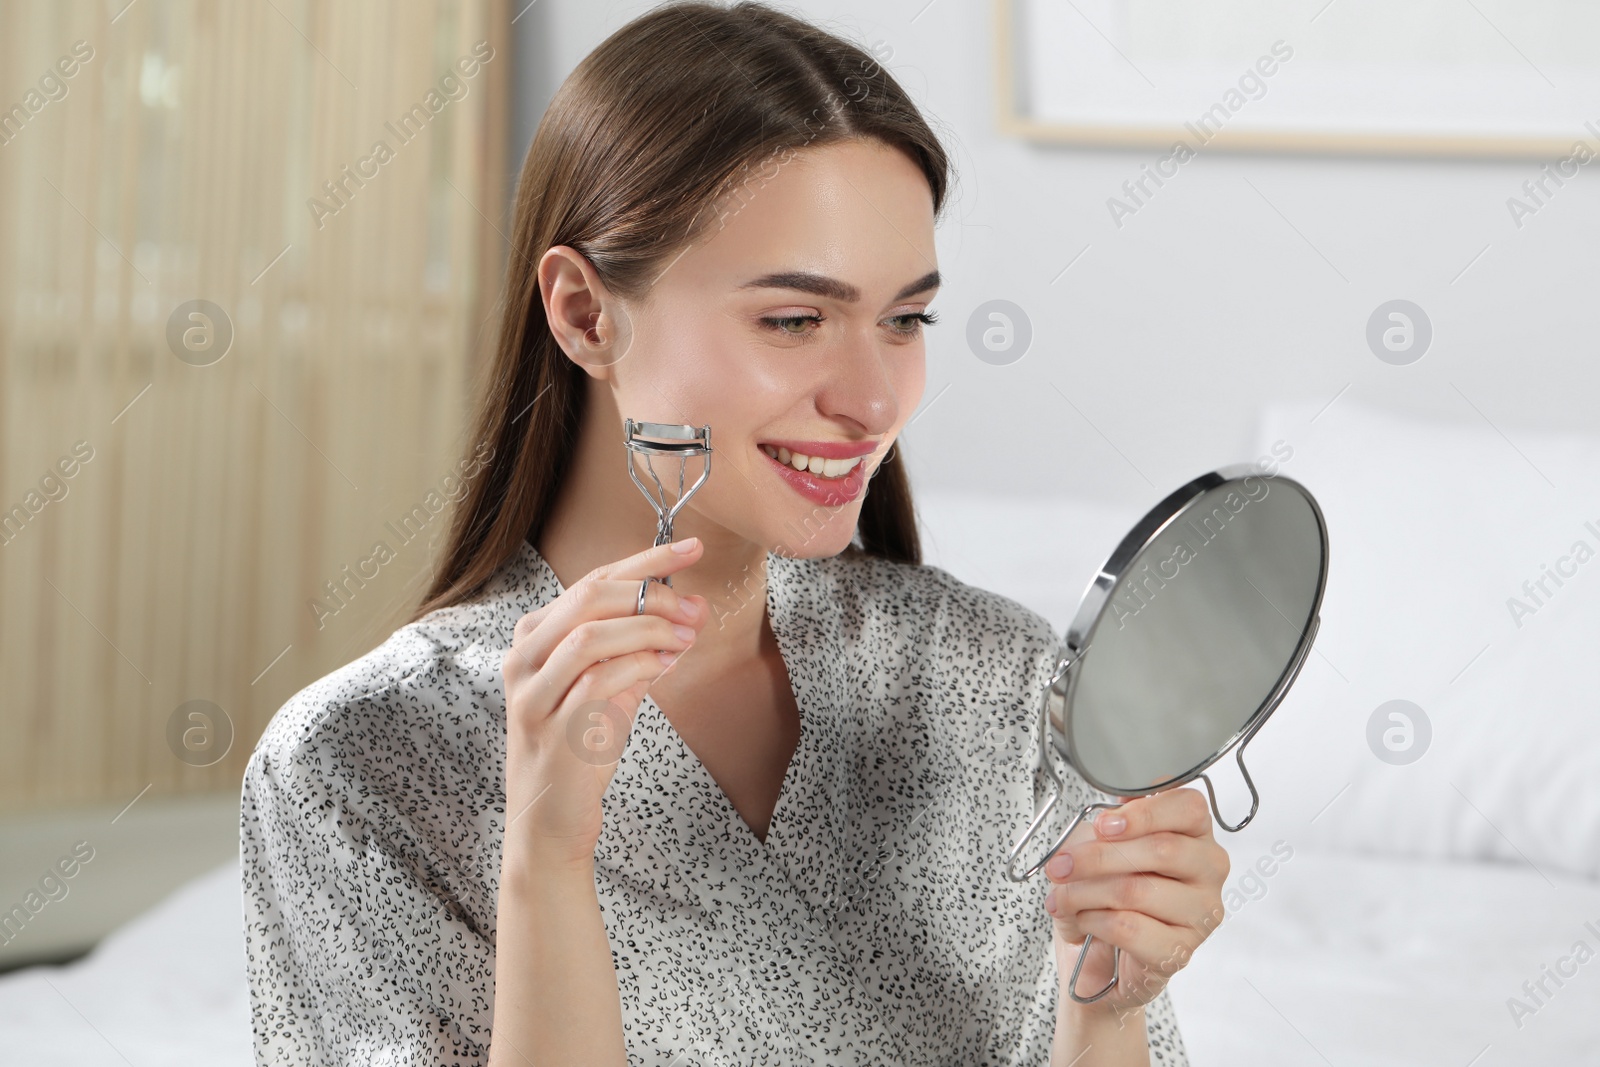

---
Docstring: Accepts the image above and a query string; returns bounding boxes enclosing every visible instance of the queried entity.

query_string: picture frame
[994,0,1600,159]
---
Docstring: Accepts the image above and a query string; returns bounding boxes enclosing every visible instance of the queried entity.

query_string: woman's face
[581,138,938,559]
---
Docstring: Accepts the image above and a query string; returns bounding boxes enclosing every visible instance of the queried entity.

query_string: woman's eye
[757,309,938,338]
[759,314,822,335]
[886,309,939,335]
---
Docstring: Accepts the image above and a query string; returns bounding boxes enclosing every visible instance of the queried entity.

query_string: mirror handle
[1005,652,1076,882]
[1199,732,1261,833]
[1005,780,1064,882]
[1046,800,1129,1001]
[1068,936,1121,1005]
[1007,796,1126,1000]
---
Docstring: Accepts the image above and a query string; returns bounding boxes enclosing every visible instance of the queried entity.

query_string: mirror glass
[1063,475,1325,794]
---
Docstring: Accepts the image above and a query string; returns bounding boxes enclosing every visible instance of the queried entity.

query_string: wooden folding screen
[0,0,510,814]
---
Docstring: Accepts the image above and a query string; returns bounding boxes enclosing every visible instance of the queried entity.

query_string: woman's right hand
[500,537,708,869]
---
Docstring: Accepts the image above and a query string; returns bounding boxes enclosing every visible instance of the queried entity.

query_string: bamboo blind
[0,0,510,816]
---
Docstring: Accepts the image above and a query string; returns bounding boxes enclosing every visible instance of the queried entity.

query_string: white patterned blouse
[240,538,1190,1065]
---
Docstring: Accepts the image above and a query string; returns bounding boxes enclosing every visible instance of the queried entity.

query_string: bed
[4,400,1596,1064]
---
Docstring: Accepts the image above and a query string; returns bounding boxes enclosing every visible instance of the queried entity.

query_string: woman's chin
[765,515,860,559]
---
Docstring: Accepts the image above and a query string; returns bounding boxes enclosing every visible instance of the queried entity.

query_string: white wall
[517,0,1599,510]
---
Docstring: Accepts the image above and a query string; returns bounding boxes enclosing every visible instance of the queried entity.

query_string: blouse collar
[499,539,855,915]
[490,541,941,1056]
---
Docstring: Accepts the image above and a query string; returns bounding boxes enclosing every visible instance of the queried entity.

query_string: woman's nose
[811,329,904,436]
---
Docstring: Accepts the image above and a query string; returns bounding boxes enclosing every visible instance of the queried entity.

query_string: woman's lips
[757,438,878,460]
[758,444,869,505]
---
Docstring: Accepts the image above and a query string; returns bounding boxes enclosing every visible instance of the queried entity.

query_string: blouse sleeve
[240,724,495,1066]
[954,583,1191,1066]
[1140,989,1191,1064]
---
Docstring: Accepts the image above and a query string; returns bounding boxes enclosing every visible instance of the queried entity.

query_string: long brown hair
[412,0,952,621]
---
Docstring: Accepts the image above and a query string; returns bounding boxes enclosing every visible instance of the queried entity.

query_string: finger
[559,647,685,719]
[508,538,704,653]
[589,536,704,583]
[1076,907,1200,969]
[507,613,695,711]
[519,583,703,671]
[1094,787,1212,842]
[510,646,680,740]
[512,600,556,641]
[1047,831,1218,886]
[1049,897,1149,949]
[508,573,706,675]
[1049,871,1214,932]
[563,613,698,668]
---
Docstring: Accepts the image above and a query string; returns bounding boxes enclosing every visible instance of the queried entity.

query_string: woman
[240,3,1229,1064]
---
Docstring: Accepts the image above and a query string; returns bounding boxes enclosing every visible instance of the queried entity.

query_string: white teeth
[760,444,863,479]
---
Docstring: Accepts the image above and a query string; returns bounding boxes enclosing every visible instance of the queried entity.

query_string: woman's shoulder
[825,547,1062,673]
[249,583,520,780]
[819,547,1068,687]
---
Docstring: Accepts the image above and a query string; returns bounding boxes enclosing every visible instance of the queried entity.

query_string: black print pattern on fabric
[240,539,1190,1065]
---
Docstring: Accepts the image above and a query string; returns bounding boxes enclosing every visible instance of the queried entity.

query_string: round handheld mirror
[1004,463,1329,1004]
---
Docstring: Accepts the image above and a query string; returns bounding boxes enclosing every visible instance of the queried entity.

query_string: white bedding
[1168,846,1600,1065]
[3,847,1596,1065]
[0,860,252,1067]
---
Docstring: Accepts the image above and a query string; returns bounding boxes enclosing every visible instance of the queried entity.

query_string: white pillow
[1234,398,1600,882]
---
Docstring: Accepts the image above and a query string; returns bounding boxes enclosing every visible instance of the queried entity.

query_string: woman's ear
[538,245,630,377]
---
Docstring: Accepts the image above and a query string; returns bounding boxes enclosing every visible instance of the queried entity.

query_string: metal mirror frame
[1003,462,1329,1003]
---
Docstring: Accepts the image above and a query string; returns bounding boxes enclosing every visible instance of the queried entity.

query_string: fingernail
[1045,890,1058,916]
[671,623,696,641]
[1046,853,1073,879]
[679,598,703,619]
[670,537,698,554]
[656,650,679,667]
[1099,814,1126,836]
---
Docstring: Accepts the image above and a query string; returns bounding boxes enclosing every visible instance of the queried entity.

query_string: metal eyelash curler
[623,419,712,609]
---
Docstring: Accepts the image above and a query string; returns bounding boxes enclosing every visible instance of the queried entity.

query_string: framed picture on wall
[994,0,1600,158]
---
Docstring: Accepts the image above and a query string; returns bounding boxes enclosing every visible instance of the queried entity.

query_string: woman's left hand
[1043,786,1230,1017]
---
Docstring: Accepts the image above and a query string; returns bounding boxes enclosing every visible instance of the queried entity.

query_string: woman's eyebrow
[736,269,941,304]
